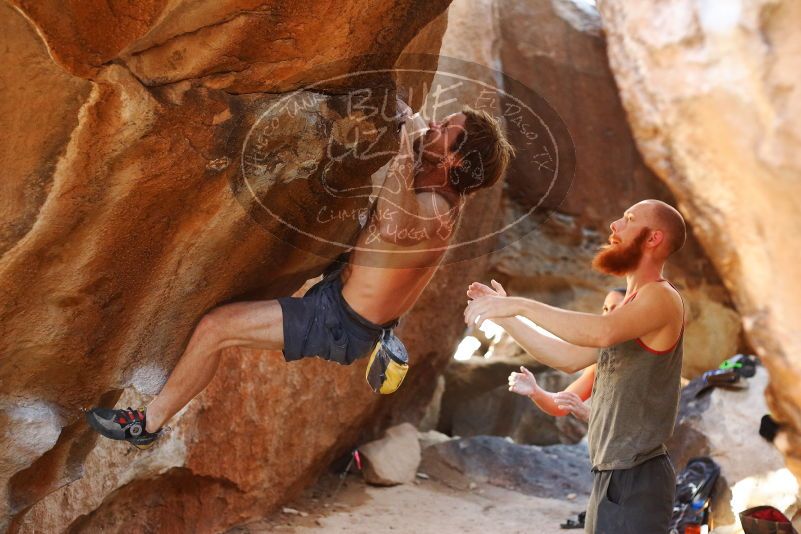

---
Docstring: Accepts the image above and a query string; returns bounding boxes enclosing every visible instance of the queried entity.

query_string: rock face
[420,435,591,500]
[597,0,801,483]
[11,0,447,94]
[0,2,489,531]
[360,423,422,486]
[438,355,587,445]
[667,367,799,532]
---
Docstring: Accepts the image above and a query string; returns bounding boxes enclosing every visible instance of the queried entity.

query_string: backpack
[668,457,721,533]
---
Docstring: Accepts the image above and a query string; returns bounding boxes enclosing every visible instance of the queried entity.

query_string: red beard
[592,227,650,276]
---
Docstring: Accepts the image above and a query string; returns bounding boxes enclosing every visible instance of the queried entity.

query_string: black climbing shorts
[278,264,398,365]
[584,454,676,534]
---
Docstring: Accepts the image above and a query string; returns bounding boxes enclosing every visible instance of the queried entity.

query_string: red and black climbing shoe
[84,407,162,450]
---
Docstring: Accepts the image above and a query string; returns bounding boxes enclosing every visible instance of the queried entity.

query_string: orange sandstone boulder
[0,1,476,531]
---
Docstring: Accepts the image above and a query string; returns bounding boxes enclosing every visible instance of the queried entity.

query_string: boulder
[9,0,450,94]
[597,0,801,482]
[417,429,453,451]
[360,423,422,486]
[5,0,547,528]
[667,367,800,531]
[0,1,477,531]
[420,435,591,500]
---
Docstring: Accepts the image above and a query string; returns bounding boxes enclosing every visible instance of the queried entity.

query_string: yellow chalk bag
[365,332,409,395]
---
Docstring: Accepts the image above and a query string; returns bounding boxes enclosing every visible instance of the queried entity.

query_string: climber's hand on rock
[396,96,413,120]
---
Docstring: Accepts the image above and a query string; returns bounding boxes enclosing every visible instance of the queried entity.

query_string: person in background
[466,199,687,533]
[507,288,626,422]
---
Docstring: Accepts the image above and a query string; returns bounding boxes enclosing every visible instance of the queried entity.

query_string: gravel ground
[228,471,586,534]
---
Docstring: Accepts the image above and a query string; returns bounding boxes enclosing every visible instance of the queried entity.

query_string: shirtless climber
[86,102,514,449]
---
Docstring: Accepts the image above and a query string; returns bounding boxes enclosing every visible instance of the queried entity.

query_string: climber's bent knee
[200,300,285,352]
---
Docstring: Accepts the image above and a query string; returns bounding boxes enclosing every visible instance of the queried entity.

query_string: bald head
[641,200,686,256]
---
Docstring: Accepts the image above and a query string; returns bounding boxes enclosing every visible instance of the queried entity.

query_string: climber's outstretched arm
[493,316,598,374]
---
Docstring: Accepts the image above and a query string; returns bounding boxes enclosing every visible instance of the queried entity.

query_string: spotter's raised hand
[467,279,507,300]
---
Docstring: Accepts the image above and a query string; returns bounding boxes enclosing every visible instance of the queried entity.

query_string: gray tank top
[587,282,684,471]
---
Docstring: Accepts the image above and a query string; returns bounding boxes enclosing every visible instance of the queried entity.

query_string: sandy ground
[228,473,586,534]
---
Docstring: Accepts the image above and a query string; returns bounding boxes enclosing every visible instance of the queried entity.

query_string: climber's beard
[592,227,650,277]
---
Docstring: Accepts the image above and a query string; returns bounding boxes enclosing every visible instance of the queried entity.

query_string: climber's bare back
[340,191,458,325]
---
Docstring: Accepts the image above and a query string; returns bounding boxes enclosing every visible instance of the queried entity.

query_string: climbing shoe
[84,406,162,450]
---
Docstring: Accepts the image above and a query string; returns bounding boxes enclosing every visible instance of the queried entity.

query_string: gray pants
[585,454,675,534]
